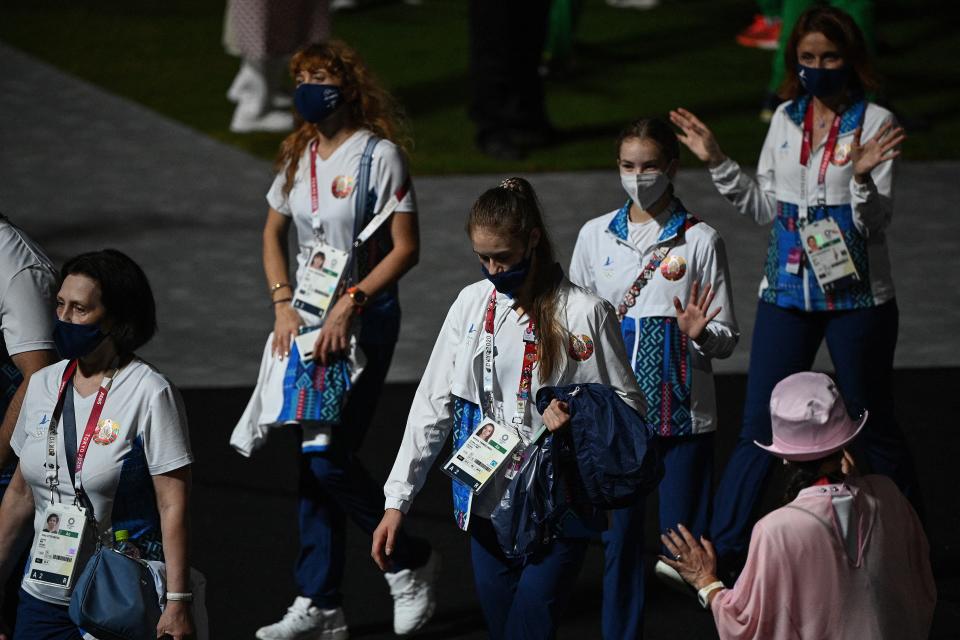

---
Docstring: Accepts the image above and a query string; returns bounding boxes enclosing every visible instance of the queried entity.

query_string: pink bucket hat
[754,372,867,462]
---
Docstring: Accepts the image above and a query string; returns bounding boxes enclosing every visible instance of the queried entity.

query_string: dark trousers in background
[469,516,588,640]
[468,0,551,143]
[295,341,430,609]
[601,433,714,640]
[710,299,921,562]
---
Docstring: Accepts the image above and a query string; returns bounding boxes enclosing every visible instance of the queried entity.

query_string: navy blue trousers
[710,299,921,561]
[601,433,714,640]
[12,590,81,640]
[469,516,588,640]
[295,341,429,608]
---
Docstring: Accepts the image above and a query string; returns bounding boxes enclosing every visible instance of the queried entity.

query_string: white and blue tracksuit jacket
[709,96,897,311]
[570,199,739,437]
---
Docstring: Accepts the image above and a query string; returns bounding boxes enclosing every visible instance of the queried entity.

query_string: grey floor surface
[2,42,959,387]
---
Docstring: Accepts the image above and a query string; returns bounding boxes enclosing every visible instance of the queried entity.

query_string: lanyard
[44,360,119,501]
[308,140,411,243]
[798,101,841,222]
[482,290,538,428]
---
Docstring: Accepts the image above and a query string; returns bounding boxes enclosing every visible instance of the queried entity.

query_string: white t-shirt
[0,218,57,361]
[12,358,194,605]
[627,216,665,254]
[265,129,417,284]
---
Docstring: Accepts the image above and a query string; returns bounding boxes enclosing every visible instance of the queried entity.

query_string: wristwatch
[697,581,725,609]
[347,286,368,307]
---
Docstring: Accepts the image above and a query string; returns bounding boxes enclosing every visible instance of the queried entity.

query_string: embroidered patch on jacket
[832,142,852,166]
[660,255,687,281]
[331,175,355,198]
[93,418,121,445]
[568,334,595,361]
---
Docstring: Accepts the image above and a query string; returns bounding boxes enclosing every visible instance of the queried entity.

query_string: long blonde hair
[467,177,566,382]
[275,40,410,197]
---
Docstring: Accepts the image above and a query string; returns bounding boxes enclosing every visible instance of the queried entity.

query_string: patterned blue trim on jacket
[761,201,875,310]
[784,95,867,135]
[0,358,23,491]
[452,397,482,531]
[606,198,689,244]
[276,341,353,430]
[622,316,692,436]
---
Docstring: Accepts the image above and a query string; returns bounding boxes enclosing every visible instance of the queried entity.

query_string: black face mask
[53,320,106,360]
[481,255,531,297]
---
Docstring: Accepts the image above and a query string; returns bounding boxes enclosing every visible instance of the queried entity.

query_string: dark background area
[185,369,959,639]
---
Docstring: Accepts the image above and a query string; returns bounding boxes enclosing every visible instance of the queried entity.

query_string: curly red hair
[275,40,410,197]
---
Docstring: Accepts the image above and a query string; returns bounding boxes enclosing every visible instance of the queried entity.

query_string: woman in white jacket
[372,177,645,640]
[669,5,919,577]
[569,117,739,640]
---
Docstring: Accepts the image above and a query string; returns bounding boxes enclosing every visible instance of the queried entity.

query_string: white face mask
[621,172,670,211]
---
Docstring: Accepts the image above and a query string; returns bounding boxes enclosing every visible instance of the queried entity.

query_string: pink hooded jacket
[712,474,935,639]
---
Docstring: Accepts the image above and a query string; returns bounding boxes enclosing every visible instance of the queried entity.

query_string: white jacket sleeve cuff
[384,497,412,514]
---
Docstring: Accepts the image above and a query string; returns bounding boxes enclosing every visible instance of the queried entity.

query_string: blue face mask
[54,320,107,360]
[481,255,531,297]
[798,64,849,98]
[294,84,344,123]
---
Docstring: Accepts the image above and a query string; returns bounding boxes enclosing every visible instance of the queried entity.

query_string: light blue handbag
[68,547,162,640]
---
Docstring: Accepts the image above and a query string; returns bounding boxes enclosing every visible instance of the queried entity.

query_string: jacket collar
[605,197,688,244]
[784,94,867,136]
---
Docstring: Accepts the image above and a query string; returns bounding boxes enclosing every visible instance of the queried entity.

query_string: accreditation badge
[293,243,350,319]
[26,503,88,591]
[442,418,522,493]
[800,217,860,291]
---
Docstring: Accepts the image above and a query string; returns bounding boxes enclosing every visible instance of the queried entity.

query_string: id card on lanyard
[292,140,411,320]
[26,360,118,591]
[442,290,541,493]
[794,103,860,288]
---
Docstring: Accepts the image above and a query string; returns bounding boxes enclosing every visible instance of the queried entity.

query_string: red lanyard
[483,290,538,425]
[45,360,117,495]
[309,141,321,235]
[800,101,842,196]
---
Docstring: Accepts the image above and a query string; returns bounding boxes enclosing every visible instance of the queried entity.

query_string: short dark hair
[60,249,157,355]
[779,5,881,101]
[616,117,680,164]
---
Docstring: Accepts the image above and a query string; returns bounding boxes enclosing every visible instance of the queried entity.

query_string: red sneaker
[736,14,782,51]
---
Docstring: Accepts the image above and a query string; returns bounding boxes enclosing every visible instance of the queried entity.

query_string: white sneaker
[383,551,440,635]
[606,0,660,8]
[230,106,294,133]
[255,597,349,640]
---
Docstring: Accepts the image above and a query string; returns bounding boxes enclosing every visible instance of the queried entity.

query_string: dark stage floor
[185,370,959,639]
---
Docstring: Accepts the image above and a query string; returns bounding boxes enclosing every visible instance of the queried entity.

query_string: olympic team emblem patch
[331,175,355,199]
[832,142,852,166]
[93,419,120,445]
[568,334,595,361]
[660,255,687,281]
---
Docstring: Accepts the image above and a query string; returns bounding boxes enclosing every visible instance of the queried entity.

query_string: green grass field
[2,0,957,174]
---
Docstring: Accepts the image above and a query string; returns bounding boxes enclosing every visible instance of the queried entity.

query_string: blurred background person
[0,213,59,635]
[224,0,331,133]
[735,1,783,51]
[469,0,555,160]
[659,372,935,640]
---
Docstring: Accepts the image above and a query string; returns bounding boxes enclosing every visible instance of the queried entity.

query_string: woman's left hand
[673,281,721,342]
[314,296,357,366]
[658,523,721,591]
[542,399,570,432]
[851,120,906,182]
[156,601,194,639]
